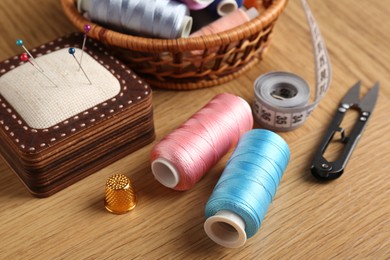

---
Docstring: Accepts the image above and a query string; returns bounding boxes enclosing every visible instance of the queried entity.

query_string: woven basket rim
[61,0,288,52]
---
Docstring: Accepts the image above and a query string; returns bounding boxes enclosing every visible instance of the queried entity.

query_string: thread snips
[311,81,380,179]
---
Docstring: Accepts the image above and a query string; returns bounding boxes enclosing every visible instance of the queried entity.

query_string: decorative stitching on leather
[0,33,152,153]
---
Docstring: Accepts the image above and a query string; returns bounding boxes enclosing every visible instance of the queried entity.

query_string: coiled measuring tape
[253,0,332,131]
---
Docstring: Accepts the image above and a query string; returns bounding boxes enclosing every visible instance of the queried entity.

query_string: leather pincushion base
[0,33,155,197]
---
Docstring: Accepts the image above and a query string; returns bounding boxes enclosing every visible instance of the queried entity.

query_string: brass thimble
[104,174,137,214]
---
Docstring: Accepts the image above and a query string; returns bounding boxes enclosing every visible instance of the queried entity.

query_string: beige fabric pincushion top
[0,48,120,129]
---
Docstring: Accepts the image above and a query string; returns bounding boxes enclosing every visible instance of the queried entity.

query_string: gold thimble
[104,174,137,214]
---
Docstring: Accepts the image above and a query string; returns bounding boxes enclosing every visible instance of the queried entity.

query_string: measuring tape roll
[253,71,311,131]
[253,0,332,131]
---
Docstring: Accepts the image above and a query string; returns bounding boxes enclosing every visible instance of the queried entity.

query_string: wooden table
[0,0,389,258]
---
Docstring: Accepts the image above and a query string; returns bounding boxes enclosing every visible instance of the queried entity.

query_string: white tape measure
[253,0,332,131]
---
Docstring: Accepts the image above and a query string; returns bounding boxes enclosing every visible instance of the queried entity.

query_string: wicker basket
[61,0,288,90]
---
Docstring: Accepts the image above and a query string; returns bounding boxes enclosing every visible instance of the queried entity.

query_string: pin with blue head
[68,47,92,85]
[79,24,91,68]
[20,53,57,87]
[16,39,44,72]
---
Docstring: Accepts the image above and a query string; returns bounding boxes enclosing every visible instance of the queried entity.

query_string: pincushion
[0,33,155,197]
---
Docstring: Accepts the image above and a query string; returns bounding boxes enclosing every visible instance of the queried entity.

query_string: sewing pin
[20,53,57,87]
[79,24,91,69]
[16,39,44,72]
[68,47,92,85]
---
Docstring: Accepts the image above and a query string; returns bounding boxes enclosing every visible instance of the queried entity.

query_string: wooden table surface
[0,0,389,258]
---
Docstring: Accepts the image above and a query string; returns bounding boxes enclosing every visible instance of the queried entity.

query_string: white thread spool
[215,0,238,16]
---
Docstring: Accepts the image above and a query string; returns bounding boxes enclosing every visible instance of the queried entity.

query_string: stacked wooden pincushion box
[0,33,155,197]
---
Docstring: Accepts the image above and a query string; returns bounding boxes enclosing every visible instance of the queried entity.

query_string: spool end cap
[151,158,180,188]
[204,210,247,248]
[217,0,238,16]
[179,16,193,38]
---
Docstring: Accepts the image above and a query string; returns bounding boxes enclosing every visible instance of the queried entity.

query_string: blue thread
[205,129,290,239]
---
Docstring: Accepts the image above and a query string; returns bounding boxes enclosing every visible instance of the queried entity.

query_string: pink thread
[151,93,253,190]
[178,0,214,10]
[190,8,257,37]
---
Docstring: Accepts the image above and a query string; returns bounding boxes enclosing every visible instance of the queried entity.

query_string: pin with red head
[16,39,44,72]
[20,53,57,87]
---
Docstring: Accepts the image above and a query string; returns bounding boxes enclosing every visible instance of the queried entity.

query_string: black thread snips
[311,81,380,180]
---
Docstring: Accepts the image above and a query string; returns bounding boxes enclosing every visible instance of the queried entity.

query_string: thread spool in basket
[204,129,290,248]
[190,7,259,37]
[150,93,253,190]
[77,0,193,39]
[208,0,243,16]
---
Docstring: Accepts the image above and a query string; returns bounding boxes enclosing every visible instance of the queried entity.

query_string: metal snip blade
[341,81,361,106]
[359,82,380,112]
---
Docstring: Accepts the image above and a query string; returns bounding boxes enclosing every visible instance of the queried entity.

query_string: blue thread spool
[204,129,290,248]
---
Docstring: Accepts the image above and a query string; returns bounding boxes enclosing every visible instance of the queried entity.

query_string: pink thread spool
[150,93,253,190]
[190,7,259,37]
[178,0,214,10]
